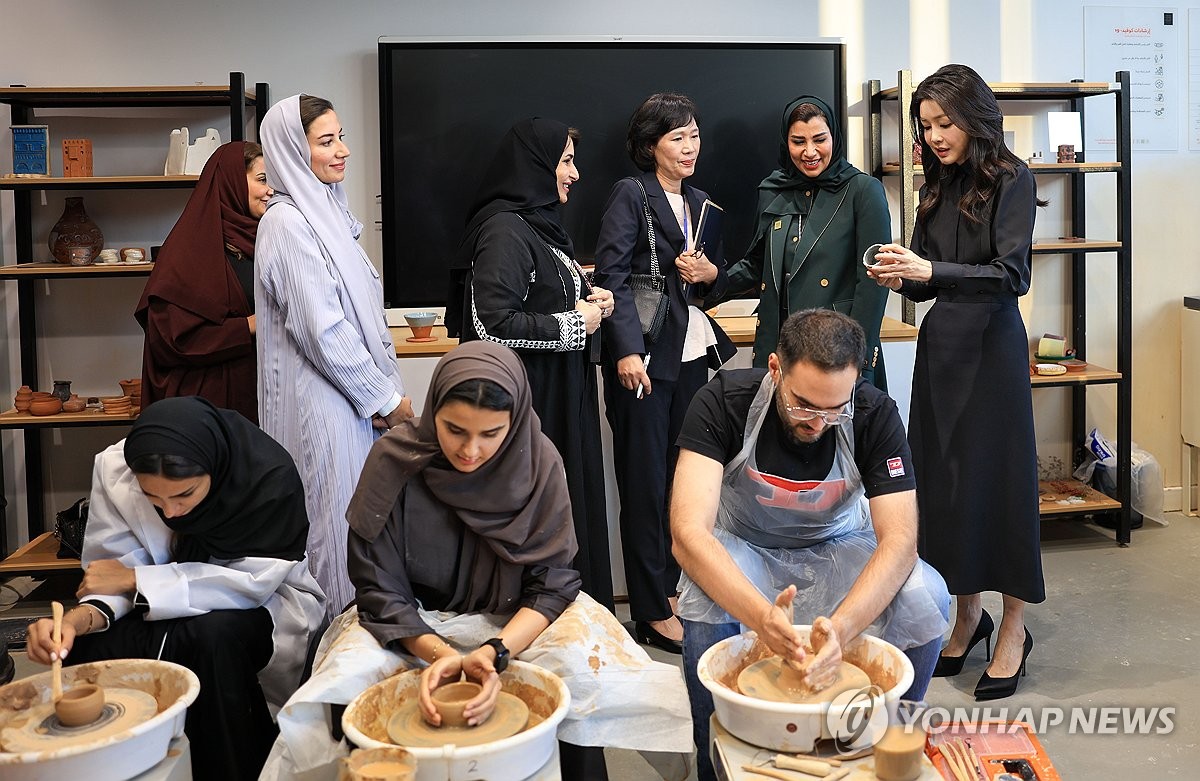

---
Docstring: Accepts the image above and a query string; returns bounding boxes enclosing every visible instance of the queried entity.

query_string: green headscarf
[758,95,860,201]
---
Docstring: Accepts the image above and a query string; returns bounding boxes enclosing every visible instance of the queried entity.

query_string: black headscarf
[123,396,309,564]
[445,118,574,336]
[759,95,860,195]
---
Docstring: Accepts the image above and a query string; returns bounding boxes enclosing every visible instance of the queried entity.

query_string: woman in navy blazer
[594,93,735,653]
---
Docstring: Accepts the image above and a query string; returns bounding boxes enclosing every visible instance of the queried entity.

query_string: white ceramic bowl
[697,626,913,753]
[0,659,200,781]
[342,660,570,781]
[403,311,438,328]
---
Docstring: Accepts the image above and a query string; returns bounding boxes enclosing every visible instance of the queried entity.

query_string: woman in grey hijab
[255,94,412,618]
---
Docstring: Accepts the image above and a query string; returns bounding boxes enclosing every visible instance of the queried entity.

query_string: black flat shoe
[974,628,1034,701]
[933,609,994,677]
[632,620,683,655]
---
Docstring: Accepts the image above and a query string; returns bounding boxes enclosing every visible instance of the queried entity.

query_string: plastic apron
[677,373,948,650]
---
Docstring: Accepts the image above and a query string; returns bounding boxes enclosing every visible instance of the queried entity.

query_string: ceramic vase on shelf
[48,197,104,265]
[52,380,72,404]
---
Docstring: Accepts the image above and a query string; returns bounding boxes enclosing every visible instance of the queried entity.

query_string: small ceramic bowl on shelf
[1059,358,1088,373]
[1034,363,1067,376]
[403,311,439,342]
[119,378,142,396]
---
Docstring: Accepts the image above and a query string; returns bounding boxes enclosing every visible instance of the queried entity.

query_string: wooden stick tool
[51,600,64,701]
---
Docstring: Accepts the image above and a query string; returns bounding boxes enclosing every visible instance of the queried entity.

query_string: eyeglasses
[777,376,855,426]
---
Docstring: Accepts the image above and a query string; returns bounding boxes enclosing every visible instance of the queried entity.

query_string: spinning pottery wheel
[343,661,570,781]
[0,659,199,781]
[1,687,158,752]
[697,626,914,753]
[385,692,530,748]
[736,658,872,704]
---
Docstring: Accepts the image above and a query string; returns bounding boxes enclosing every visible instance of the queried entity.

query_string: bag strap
[631,178,660,276]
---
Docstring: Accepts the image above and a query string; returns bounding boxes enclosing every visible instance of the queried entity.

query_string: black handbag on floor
[627,179,670,343]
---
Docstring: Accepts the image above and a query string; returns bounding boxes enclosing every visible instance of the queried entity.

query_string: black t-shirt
[677,368,916,498]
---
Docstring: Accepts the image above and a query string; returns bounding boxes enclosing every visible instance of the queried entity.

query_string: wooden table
[0,531,81,578]
[391,315,917,358]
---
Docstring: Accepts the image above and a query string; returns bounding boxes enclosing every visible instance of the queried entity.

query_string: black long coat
[903,165,1045,603]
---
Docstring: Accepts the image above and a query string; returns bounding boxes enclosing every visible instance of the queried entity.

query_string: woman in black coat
[451,118,615,612]
[593,93,735,653]
[870,64,1045,701]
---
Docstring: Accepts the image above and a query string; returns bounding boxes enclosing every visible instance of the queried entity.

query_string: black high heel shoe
[632,620,683,654]
[932,609,994,677]
[974,628,1034,701]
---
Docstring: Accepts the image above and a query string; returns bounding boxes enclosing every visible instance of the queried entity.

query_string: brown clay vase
[119,378,141,396]
[49,197,104,265]
[62,395,87,413]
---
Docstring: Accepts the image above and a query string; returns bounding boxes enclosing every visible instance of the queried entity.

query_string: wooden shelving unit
[867,72,1134,542]
[0,72,268,557]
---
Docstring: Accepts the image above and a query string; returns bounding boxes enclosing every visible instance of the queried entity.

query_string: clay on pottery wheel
[339,747,418,781]
[1,686,158,752]
[737,657,872,704]
[54,683,104,727]
[430,681,480,728]
[385,691,530,748]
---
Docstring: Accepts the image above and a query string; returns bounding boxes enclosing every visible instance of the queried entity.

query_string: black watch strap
[479,638,510,673]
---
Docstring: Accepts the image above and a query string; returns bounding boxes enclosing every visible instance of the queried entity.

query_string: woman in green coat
[719,95,891,388]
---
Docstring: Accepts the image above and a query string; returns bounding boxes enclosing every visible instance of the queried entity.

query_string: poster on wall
[1084,6,1178,151]
[1189,10,1200,149]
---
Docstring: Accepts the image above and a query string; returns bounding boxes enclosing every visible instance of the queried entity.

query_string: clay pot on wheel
[55,683,105,727]
[28,397,63,416]
[429,681,482,728]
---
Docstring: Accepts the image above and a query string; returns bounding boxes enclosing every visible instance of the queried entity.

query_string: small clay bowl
[1060,358,1088,373]
[28,397,63,416]
[62,396,87,413]
[55,683,104,727]
[119,378,141,396]
[429,681,482,728]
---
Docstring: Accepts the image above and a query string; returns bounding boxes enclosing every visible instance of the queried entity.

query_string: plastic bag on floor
[1073,428,1165,526]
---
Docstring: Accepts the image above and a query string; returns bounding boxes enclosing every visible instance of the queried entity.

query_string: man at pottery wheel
[671,309,950,781]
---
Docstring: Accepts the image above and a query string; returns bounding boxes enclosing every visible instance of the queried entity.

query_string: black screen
[379,40,845,306]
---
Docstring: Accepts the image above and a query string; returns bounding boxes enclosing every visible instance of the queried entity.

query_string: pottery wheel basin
[0,659,200,781]
[343,660,569,781]
[697,625,914,753]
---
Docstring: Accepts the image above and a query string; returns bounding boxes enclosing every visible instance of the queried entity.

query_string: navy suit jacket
[593,170,734,381]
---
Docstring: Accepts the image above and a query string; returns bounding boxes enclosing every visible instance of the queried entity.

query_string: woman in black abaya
[448,118,615,610]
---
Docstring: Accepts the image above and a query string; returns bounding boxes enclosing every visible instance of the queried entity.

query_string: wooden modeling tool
[51,600,64,701]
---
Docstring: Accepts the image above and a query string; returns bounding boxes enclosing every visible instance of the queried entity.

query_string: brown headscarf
[135,141,258,325]
[347,340,577,572]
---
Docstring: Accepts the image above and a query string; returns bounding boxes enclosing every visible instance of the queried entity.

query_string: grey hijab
[259,95,399,386]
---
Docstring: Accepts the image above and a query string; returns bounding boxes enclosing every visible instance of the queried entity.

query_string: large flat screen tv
[379,38,846,307]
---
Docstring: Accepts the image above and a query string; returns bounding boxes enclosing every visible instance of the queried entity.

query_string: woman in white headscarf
[256,94,413,618]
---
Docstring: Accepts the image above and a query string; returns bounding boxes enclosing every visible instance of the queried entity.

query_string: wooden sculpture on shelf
[62,138,93,177]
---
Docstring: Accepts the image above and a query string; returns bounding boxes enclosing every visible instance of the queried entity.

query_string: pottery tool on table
[50,600,63,701]
[741,765,850,781]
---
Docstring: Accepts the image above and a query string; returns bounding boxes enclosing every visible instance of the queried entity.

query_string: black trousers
[603,356,708,622]
[69,607,277,781]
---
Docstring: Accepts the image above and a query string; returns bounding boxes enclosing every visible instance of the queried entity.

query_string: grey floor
[6,513,1199,778]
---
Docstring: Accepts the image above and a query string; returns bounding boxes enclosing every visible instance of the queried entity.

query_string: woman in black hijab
[26,396,324,781]
[450,118,615,611]
[717,95,891,388]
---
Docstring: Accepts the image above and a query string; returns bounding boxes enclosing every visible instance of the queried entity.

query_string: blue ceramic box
[12,125,50,175]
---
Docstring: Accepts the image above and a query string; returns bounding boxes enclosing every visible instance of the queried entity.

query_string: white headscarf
[259,94,398,383]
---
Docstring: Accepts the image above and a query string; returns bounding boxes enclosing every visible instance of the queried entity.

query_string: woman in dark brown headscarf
[135,141,273,423]
[262,342,693,780]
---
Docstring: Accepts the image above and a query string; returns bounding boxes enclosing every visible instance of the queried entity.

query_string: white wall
[1,0,1193,547]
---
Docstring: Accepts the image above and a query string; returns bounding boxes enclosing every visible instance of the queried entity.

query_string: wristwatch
[479,638,510,673]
